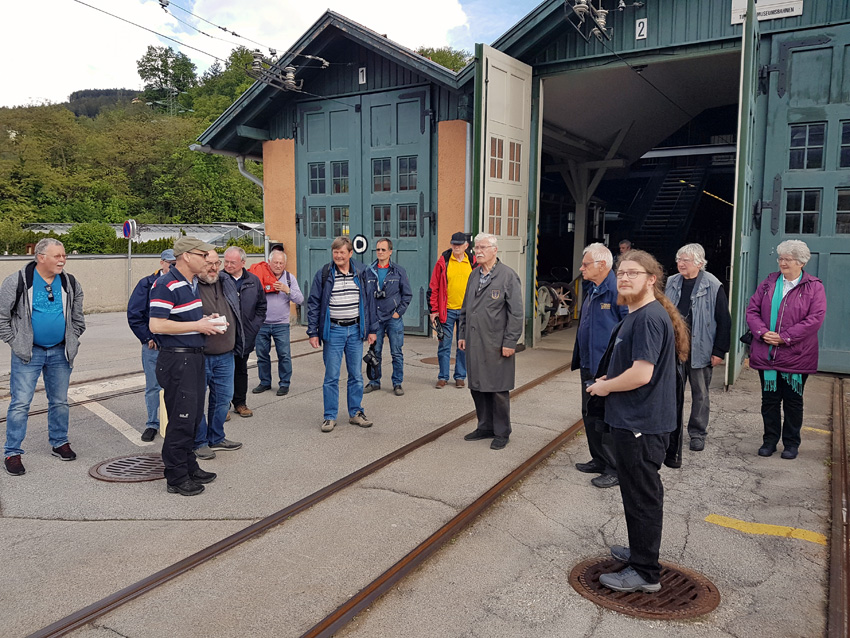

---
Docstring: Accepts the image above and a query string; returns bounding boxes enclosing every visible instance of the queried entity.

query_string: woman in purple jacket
[746,240,826,460]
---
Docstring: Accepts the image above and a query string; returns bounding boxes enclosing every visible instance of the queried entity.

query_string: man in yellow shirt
[427,232,476,388]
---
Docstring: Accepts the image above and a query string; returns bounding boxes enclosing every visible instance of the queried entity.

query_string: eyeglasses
[580,260,600,268]
[187,251,208,258]
[475,244,495,250]
[207,261,222,268]
[675,258,694,264]
[44,284,54,302]
[776,257,796,264]
[375,248,390,252]
[616,270,648,279]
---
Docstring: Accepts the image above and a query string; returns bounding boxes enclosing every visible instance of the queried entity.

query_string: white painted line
[69,390,153,447]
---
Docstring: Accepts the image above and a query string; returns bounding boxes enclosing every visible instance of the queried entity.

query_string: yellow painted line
[705,514,827,546]
[803,426,830,435]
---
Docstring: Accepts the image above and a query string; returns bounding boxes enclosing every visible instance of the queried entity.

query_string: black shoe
[276,386,289,396]
[781,447,798,460]
[167,479,205,496]
[663,458,682,469]
[51,443,77,461]
[490,437,509,450]
[758,445,776,457]
[591,474,619,488]
[575,460,605,474]
[464,429,495,441]
[4,455,25,476]
[190,469,217,484]
[252,384,271,394]
[141,428,157,442]
[689,438,705,452]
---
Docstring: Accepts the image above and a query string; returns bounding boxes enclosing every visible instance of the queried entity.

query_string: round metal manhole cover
[420,357,456,365]
[569,556,720,620]
[89,454,165,482]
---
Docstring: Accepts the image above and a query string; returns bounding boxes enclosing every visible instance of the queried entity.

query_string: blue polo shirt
[149,267,205,348]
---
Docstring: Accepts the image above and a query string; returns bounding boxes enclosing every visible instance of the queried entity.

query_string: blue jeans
[322,323,364,420]
[5,345,72,457]
[256,323,292,388]
[194,352,235,448]
[370,316,404,387]
[141,345,161,429]
[437,308,466,381]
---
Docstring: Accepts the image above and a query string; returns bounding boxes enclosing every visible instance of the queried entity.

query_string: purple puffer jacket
[745,271,826,374]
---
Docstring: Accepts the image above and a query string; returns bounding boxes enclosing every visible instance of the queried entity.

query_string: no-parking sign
[123,219,137,239]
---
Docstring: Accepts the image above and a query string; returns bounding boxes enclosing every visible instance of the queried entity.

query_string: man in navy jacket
[362,238,412,396]
[127,249,176,442]
[571,243,628,488]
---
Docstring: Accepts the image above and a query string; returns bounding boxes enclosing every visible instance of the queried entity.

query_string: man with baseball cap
[149,237,222,496]
[127,249,177,442]
[427,232,476,388]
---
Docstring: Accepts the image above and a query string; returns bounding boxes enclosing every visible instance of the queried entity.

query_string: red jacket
[427,248,476,323]
[248,261,280,294]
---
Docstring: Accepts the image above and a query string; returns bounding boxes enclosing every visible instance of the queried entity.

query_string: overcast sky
[0,0,539,108]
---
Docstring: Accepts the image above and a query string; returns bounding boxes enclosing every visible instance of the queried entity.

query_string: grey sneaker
[321,419,336,432]
[599,566,661,593]
[393,385,404,396]
[349,411,373,428]
[194,446,216,460]
[363,384,379,394]
[610,545,631,562]
[209,438,242,451]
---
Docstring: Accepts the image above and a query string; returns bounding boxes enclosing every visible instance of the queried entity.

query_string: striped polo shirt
[149,267,205,348]
[329,266,360,321]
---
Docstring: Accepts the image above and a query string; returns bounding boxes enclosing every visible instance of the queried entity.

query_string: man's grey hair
[619,239,632,249]
[224,246,247,262]
[676,243,707,270]
[35,238,64,256]
[776,239,811,265]
[582,242,613,269]
[474,232,498,249]
[268,248,287,264]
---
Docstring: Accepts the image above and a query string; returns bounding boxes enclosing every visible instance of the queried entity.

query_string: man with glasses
[127,249,177,442]
[363,238,412,395]
[0,238,85,476]
[665,243,730,452]
[571,243,628,487]
[458,233,523,451]
[149,237,222,496]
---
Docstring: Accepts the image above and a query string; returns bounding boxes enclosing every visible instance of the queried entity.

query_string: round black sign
[352,234,369,255]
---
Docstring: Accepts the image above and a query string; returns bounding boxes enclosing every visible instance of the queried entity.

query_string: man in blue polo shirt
[149,237,223,496]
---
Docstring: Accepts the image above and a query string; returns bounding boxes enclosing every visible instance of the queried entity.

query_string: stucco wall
[263,138,298,275]
[437,120,469,251]
[0,255,265,314]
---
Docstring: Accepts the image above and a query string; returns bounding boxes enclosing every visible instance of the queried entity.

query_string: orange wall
[437,120,469,254]
[262,138,298,275]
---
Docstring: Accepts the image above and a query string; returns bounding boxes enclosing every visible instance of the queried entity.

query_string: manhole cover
[420,357,456,365]
[569,556,720,620]
[89,454,165,482]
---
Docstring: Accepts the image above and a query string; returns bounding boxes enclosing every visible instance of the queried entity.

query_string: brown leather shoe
[435,379,447,388]
[234,405,253,418]
[455,379,465,388]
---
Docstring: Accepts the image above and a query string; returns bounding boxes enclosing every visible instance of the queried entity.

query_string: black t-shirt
[676,277,697,327]
[605,300,677,434]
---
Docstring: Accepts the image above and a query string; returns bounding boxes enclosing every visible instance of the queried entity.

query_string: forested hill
[0,46,263,227]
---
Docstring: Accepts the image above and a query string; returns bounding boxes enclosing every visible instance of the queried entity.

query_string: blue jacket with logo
[571,269,629,374]
[363,260,413,323]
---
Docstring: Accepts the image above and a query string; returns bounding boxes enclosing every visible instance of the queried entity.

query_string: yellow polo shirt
[446,253,472,310]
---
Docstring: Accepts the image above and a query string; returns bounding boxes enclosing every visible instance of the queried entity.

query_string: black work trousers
[156,350,204,486]
[611,427,670,584]
[758,371,808,450]
[232,353,250,408]
[470,390,512,439]
[580,368,617,476]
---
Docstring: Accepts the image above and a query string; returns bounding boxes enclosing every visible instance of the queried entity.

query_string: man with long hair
[587,250,689,593]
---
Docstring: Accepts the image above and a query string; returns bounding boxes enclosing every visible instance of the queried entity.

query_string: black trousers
[758,371,808,449]
[232,353,250,408]
[580,368,617,476]
[611,427,670,584]
[156,351,203,485]
[470,390,512,439]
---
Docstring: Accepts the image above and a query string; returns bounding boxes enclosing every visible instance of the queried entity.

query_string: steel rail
[28,363,572,638]
[301,417,585,638]
[829,378,849,638]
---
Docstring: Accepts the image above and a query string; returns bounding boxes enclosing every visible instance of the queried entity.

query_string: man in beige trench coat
[458,232,524,451]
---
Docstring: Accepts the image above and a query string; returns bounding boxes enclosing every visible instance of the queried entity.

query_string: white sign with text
[731,0,803,24]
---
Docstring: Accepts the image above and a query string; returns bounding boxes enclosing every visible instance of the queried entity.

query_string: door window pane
[507,198,520,236]
[784,189,820,234]
[508,142,522,182]
[309,163,326,195]
[788,123,826,170]
[837,189,850,234]
[489,136,504,179]
[398,156,417,191]
[488,196,502,235]
[309,207,327,237]
[332,206,350,236]
[399,204,417,237]
[372,158,391,192]
[841,122,850,169]
[332,161,349,194]
[373,205,391,237]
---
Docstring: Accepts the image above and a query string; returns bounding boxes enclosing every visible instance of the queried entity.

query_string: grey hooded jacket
[0,262,86,366]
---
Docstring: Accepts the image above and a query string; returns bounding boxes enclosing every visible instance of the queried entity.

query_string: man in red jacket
[427,232,476,389]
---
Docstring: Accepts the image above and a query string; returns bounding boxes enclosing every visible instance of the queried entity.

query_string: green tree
[63,221,117,254]
[137,46,197,113]
[416,46,472,72]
